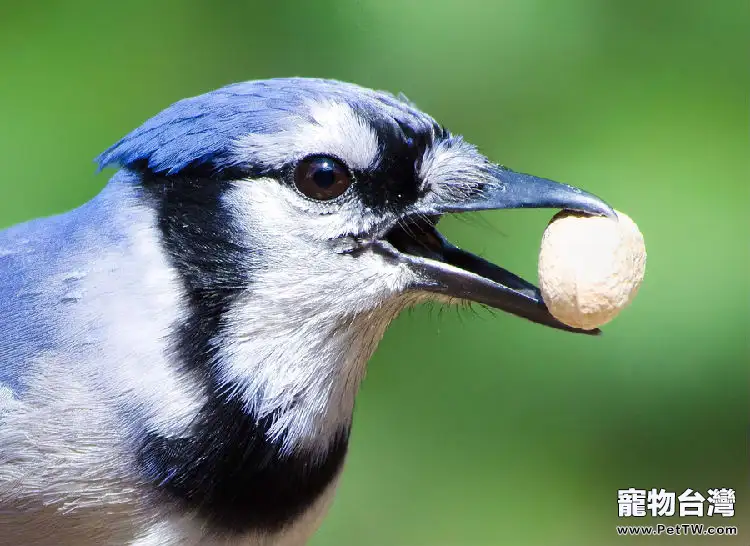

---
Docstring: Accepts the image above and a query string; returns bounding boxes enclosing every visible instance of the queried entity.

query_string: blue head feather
[96,78,437,176]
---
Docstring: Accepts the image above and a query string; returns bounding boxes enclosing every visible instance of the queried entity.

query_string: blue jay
[0,78,613,545]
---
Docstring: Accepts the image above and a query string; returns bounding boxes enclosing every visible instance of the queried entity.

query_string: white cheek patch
[216,181,420,453]
[234,100,380,171]
[224,178,390,244]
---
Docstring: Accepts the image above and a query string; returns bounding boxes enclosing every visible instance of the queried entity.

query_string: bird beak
[374,167,616,334]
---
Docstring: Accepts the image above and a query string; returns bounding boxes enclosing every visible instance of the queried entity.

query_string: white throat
[214,180,421,454]
[217,293,412,454]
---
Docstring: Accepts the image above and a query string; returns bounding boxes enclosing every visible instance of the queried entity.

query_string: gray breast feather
[0,176,208,545]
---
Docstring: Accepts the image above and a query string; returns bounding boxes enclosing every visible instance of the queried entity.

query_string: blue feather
[96,78,436,176]
[0,177,136,395]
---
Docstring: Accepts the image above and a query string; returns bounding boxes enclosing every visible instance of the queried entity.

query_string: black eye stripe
[293,155,353,201]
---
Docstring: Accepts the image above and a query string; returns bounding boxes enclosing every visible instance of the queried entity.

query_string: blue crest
[96,78,436,176]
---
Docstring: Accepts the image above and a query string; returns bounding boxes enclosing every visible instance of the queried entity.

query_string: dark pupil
[294,156,352,201]
[312,161,336,188]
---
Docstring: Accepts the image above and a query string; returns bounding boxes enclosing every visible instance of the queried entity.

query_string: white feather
[217,180,421,453]
[234,100,380,171]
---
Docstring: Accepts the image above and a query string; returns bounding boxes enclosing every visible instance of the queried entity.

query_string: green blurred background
[0,1,746,544]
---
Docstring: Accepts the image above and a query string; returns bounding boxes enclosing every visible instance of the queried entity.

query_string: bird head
[97,78,613,452]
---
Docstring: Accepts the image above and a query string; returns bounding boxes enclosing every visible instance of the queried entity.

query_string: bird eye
[294,156,352,201]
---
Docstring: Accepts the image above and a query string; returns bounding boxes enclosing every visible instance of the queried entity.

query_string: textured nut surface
[538,209,646,330]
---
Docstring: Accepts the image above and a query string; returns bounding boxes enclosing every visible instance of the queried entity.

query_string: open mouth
[364,164,614,334]
[377,214,600,335]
